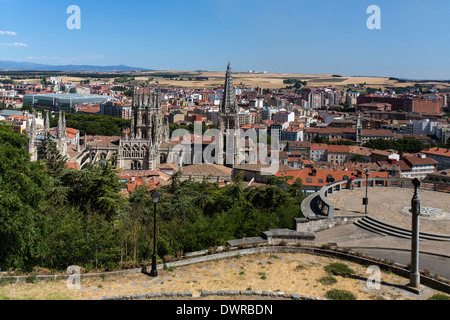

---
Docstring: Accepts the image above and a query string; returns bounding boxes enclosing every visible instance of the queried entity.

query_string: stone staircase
[354,215,450,242]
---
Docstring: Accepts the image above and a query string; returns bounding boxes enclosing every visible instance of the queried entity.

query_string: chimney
[312,168,317,176]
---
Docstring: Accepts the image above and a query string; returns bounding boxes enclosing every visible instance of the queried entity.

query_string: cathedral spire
[220,63,237,116]
[45,111,50,134]
[58,111,63,137]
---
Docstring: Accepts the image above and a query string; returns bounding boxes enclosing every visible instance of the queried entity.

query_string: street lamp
[363,169,370,215]
[150,190,160,277]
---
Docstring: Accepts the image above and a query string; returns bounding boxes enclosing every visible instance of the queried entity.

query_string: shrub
[428,293,449,300]
[295,264,306,271]
[164,255,175,262]
[26,274,37,284]
[325,289,357,300]
[324,263,356,277]
[318,276,338,286]
[0,278,15,286]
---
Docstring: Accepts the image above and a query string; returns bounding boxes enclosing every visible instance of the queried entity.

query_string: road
[350,247,450,280]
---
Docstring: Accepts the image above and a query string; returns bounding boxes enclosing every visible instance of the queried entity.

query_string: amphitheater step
[354,217,450,241]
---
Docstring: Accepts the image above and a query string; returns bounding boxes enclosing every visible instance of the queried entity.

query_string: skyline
[0,0,449,80]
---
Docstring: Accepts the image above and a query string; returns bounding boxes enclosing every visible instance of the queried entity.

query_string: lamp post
[150,190,160,277]
[363,169,370,215]
[409,178,421,292]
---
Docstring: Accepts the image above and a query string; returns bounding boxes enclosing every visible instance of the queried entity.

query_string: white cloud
[0,31,18,36]
[0,42,28,47]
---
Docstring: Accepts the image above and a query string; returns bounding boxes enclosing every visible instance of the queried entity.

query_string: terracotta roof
[421,147,450,157]
[274,168,389,187]
[310,143,328,150]
[403,155,438,166]
[159,163,179,170]
[361,129,393,136]
[327,145,350,153]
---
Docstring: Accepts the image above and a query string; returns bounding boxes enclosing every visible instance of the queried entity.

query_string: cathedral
[118,86,170,170]
[26,63,243,171]
[218,63,240,166]
[26,110,67,162]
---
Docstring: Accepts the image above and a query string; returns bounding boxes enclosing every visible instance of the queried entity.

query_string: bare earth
[0,253,446,300]
[7,72,450,90]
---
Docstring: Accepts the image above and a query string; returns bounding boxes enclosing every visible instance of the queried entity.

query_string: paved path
[327,188,450,235]
[315,224,450,280]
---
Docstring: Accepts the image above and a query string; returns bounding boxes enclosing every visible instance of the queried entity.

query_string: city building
[24,93,117,112]
[420,147,450,171]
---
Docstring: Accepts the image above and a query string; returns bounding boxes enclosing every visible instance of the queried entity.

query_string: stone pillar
[409,178,421,292]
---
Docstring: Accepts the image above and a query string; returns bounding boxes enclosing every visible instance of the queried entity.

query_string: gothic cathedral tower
[218,63,240,166]
[119,86,169,170]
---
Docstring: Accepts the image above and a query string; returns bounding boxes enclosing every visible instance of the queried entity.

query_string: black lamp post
[363,169,370,215]
[150,190,160,277]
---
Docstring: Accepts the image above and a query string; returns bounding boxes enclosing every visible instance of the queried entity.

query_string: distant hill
[0,60,151,72]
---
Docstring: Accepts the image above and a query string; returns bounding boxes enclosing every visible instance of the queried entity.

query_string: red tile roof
[275,168,388,187]
[421,147,450,158]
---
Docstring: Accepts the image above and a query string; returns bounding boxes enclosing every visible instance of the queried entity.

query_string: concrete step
[353,220,389,237]
[363,216,450,242]
[355,218,412,240]
[355,216,450,241]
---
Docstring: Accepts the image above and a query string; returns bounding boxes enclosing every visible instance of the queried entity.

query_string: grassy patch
[428,293,449,300]
[325,289,357,300]
[295,264,306,271]
[0,278,16,286]
[318,276,338,286]
[324,263,355,277]
[25,274,37,284]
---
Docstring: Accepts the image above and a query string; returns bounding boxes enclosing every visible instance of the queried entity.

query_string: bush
[295,264,306,271]
[324,263,356,277]
[0,278,15,286]
[428,293,449,300]
[318,276,338,286]
[325,289,357,300]
[26,274,37,284]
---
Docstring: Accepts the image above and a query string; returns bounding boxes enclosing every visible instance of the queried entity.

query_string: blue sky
[0,0,449,79]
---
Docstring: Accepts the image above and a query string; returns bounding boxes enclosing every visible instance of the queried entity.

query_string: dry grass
[0,253,439,301]
[5,71,450,90]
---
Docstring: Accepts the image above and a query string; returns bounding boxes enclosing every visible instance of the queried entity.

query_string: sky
[0,0,449,79]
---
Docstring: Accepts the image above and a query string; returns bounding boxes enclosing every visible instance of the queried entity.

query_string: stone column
[409,178,421,292]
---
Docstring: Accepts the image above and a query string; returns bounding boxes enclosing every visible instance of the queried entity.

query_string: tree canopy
[0,124,306,273]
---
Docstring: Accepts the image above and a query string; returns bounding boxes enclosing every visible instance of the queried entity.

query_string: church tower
[356,112,362,145]
[26,113,37,161]
[218,63,240,166]
[119,86,166,170]
[57,111,67,157]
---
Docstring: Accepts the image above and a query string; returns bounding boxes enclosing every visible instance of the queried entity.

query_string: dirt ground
[0,252,446,300]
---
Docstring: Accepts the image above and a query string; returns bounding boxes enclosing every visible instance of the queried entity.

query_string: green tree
[0,124,48,270]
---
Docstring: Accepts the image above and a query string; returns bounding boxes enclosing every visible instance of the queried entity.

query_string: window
[318,179,324,184]
[306,178,312,183]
